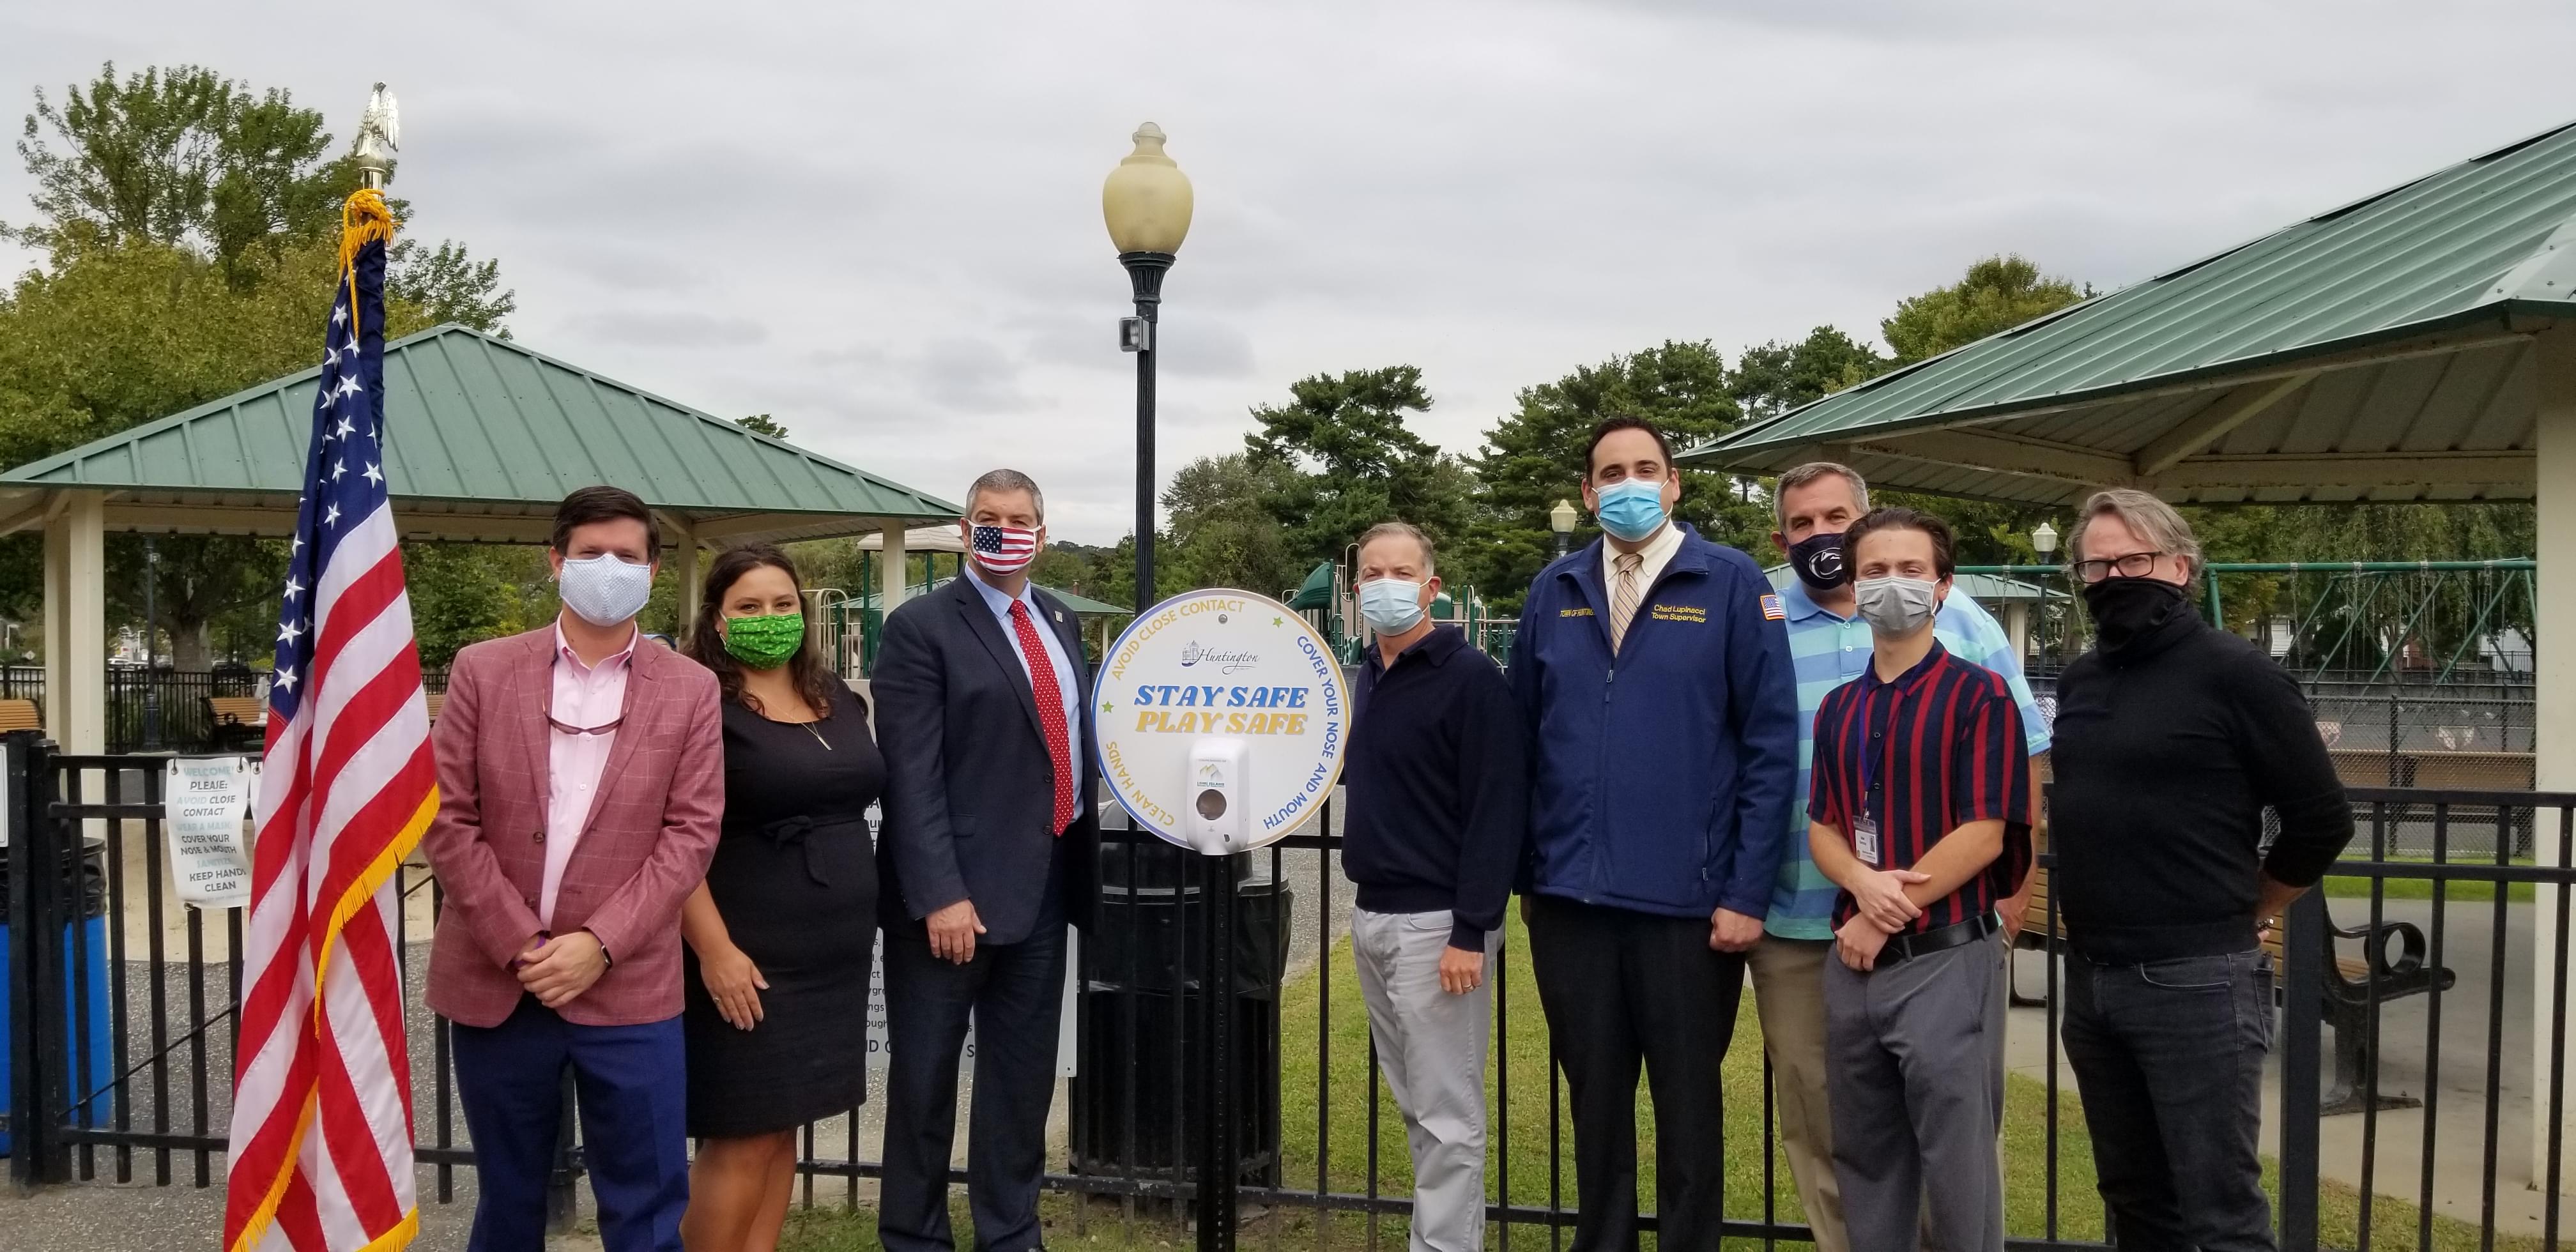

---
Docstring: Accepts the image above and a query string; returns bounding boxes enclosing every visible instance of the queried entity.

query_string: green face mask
[721,613,804,669]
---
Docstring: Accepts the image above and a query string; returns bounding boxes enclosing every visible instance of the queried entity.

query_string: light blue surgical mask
[1358,578,1427,635]
[1592,479,1668,544]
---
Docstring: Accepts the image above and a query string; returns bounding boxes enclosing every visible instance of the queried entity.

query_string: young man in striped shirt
[1748,462,2050,1252]
[1807,507,2032,1252]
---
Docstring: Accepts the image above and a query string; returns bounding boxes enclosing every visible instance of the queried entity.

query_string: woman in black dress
[677,544,882,1252]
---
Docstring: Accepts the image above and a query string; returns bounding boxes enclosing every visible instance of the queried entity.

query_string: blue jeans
[2060,949,2274,1252]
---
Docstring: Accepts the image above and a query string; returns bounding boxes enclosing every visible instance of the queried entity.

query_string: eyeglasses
[2069,551,2167,584]
[541,691,624,737]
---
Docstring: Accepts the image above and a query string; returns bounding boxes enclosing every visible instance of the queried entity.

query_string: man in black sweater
[1341,521,1526,1252]
[2050,489,2352,1252]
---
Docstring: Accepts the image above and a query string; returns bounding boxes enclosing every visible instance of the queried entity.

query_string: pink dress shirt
[542,622,636,928]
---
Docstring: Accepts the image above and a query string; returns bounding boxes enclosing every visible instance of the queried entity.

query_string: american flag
[972,523,1038,570]
[224,188,434,1252]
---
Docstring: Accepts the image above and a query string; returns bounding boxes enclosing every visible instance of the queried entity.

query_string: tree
[1161,454,1306,597]
[1,63,518,663]
[1461,340,1766,609]
[736,413,790,439]
[1881,254,2089,365]
[13,63,513,328]
[1730,326,1888,423]
[1243,365,1473,570]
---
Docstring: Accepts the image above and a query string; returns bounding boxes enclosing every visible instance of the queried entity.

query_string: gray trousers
[1822,936,2007,1252]
[1351,908,1494,1252]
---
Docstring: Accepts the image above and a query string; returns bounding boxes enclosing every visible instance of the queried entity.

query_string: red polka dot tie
[1010,600,1077,836]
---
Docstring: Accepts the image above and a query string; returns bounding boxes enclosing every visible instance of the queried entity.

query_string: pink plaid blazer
[422,625,724,1028]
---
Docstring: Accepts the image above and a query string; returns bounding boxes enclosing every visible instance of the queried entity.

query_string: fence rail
[5,739,2571,1251]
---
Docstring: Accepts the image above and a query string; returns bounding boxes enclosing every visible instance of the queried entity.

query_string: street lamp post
[1103,123,1194,615]
[1549,498,1578,558]
[2030,521,2059,678]
[142,538,161,751]
[1103,123,1239,1252]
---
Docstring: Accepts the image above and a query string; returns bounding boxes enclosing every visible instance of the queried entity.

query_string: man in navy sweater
[1509,416,1800,1252]
[1341,521,1526,1252]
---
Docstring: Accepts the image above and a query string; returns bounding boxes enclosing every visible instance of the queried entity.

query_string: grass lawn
[2322,866,2538,905]
[783,912,2533,1251]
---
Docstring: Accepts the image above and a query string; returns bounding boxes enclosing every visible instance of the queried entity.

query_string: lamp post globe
[2030,520,2058,560]
[1549,498,1578,557]
[1103,123,1193,615]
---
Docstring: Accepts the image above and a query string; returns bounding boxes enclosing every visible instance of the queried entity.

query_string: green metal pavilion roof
[0,323,959,545]
[1680,119,2576,506]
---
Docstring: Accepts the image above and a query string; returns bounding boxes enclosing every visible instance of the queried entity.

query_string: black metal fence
[6,737,2573,1250]
[0,668,450,754]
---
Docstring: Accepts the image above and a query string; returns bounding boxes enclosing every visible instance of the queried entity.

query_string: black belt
[1878,912,2000,968]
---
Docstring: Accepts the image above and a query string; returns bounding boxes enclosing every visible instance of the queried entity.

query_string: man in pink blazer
[423,485,723,1252]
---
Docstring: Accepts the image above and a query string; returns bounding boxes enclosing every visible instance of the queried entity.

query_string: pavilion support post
[2534,325,2576,1191]
[41,492,105,756]
[878,523,908,616]
[669,518,703,634]
[2003,601,2031,665]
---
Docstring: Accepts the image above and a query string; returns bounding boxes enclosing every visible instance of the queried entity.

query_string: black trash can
[1073,834,1290,1188]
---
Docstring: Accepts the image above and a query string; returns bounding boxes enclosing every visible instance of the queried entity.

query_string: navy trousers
[451,995,690,1252]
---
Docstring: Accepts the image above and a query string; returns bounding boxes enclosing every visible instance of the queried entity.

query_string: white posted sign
[861,928,1079,1078]
[164,755,256,908]
[1093,590,1351,853]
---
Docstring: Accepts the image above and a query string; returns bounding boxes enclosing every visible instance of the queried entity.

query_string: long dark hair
[684,543,838,719]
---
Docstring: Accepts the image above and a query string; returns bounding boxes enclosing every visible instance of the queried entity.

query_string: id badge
[1853,816,1882,867]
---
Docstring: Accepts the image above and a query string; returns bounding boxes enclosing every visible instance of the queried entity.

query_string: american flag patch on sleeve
[1760,593,1786,621]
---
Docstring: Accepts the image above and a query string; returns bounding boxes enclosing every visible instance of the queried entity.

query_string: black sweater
[2050,609,2354,963]
[1342,626,1528,952]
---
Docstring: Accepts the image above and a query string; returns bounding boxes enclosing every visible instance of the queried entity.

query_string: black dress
[684,682,883,1138]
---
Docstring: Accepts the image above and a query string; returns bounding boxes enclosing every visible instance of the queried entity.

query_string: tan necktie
[1609,552,1643,653]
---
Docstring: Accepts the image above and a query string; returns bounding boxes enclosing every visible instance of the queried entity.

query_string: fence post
[2278,889,2326,1252]
[1195,852,1239,1252]
[546,1072,581,1232]
[6,732,69,1188]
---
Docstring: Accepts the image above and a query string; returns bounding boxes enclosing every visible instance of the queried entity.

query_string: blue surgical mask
[1358,578,1427,635]
[1592,479,1668,544]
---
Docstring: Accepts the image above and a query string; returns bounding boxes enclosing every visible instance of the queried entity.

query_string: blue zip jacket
[1508,523,1799,920]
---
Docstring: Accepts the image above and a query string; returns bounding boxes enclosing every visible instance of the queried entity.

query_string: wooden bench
[2014,854,2453,1115]
[0,698,42,733]
[424,691,445,723]
[206,695,266,752]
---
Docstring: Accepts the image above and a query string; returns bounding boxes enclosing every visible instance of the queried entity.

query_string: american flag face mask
[971,523,1040,574]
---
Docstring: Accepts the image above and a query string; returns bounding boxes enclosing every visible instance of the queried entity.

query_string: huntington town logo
[1179,641,1259,673]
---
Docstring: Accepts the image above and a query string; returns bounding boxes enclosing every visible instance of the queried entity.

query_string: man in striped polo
[1807,507,2033,1251]
[1745,462,2050,1252]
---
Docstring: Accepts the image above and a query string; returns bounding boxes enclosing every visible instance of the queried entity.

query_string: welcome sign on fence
[1094,590,1350,854]
[164,755,256,908]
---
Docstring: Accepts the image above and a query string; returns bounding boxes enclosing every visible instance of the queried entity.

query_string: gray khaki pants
[1822,936,2007,1252]
[1352,908,1494,1252]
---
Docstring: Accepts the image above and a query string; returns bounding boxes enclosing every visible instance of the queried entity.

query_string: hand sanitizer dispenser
[1186,738,1252,854]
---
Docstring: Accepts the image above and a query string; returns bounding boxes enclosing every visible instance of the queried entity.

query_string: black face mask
[2082,576,2191,656]
[1787,531,1849,591]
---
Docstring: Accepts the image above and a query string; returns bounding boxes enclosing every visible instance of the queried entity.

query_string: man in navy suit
[874,468,1100,1252]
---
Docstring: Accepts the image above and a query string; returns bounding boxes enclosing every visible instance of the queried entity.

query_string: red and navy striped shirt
[1808,641,2032,934]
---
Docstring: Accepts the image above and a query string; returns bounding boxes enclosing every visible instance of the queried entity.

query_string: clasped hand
[518,931,608,1008]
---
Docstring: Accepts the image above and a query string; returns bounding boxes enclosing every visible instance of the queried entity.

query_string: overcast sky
[6,1,2575,542]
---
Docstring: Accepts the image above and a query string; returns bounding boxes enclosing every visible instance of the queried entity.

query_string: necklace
[801,720,832,751]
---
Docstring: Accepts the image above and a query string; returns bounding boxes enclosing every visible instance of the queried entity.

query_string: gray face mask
[1853,575,1940,636]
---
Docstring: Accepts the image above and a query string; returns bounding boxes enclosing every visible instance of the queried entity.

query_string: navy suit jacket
[873,574,1100,945]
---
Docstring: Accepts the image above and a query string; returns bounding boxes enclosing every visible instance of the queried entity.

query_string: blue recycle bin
[0,839,114,1156]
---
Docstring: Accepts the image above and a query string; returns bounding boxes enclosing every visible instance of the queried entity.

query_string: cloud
[3,0,2573,542]
[561,309,769,347]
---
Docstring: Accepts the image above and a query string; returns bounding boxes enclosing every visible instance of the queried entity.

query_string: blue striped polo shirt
[1767,572,2052,940]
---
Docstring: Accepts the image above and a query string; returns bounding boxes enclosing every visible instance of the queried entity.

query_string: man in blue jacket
[1510,416,1799,1252]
